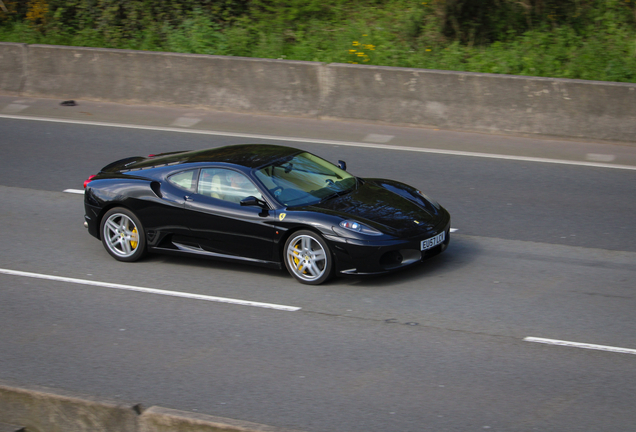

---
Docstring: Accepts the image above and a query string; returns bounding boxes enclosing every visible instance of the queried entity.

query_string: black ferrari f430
[84,144,450,284]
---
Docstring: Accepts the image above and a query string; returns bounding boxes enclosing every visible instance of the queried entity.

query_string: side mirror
[337,160,347,171]
[240,196,268,208]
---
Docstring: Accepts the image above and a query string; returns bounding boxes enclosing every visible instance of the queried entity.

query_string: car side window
[168,169,197,192]
[198,168,263,204]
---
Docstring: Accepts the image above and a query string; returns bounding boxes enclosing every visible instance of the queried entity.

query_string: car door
[184,167,277,262]
[136,168,197,248]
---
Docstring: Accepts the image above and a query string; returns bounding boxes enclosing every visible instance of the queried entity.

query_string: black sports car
[84,144,450,284]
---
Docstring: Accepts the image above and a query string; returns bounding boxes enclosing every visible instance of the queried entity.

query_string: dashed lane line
[2,114,636,171]
[4,272,632,351]
[524,337,636,355]
[1,104,29,114]
[0,268,301,311]
[363,134,395,143]
[171,116,202,127]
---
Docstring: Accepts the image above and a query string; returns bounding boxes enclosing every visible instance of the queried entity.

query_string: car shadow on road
[141,252,291,280]
[138,234,480,287]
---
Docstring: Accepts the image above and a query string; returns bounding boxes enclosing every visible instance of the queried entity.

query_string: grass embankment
[1,0,635,82]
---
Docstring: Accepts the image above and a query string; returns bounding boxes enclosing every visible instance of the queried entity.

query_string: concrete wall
[0,382,139,432]
[320,63,636,141]
[23,44,323,117]
[1,42,635,141]
[0,381,302,432]
[0,43,26,95]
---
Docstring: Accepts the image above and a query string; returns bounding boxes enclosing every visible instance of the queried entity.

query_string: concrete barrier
[320,63,636,142]
[0,421,24,432]
[0,382,139,432]
[23,45,323,117]
[0,381,303,432]
[139,406,301,432]
[0,43,634,141]
[0,42,26,95]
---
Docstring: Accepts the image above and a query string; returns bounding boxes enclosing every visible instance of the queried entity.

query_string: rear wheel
[100,207,146,262]
[284,230,333,285]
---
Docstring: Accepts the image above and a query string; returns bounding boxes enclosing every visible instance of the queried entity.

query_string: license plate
[421,231,446,251]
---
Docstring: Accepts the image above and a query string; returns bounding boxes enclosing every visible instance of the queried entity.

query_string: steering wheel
[325,179,335,186]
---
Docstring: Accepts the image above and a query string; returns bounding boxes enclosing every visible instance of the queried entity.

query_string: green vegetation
[1,0,635,82]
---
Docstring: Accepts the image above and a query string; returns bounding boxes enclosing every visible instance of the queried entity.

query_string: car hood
[303,179,445,237]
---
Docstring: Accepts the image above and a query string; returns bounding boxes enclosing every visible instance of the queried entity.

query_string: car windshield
[254,152,357,207]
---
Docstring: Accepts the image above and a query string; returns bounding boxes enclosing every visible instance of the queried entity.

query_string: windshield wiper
[319,187,353,204]
[319,192,340,203]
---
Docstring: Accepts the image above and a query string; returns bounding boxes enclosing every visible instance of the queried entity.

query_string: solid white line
[524,337,636,355]
[2,114,635,171]
[0,268,300,311]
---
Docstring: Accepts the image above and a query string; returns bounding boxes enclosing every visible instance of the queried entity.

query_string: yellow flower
[349,49,357,53]
[26,0,49,25]
[362,34,368,36]
[426,49,431,52]
[352,41,360,46]
[357,52,365,56]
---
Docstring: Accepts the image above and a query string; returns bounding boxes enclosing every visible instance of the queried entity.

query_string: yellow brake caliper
[293,244,304,272]
[130,228,138,250]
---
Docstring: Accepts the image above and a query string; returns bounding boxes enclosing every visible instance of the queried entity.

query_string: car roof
[124,144,303,172]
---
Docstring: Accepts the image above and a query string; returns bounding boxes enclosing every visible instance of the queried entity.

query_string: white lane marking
[450,228,458,233]
[2,114,636,171]
[0,268,300,312]
[2,104,28,114]
[363,134,394,143]
[586,153,616,162]
[524,337,636,355]
[171,117,201,127]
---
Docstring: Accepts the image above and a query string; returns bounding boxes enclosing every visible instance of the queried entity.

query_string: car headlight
[339,220,383,236]
[416,190,441,210]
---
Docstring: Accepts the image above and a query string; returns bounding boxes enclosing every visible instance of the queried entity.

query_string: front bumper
[328,219,451,275]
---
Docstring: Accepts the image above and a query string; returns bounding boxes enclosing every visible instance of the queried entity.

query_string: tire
[284,230,333,285]
[100,207,146,262]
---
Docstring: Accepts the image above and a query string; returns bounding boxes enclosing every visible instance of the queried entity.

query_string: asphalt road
[1,97,635,432]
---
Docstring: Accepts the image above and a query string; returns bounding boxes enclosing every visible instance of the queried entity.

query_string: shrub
[0,0,634,82]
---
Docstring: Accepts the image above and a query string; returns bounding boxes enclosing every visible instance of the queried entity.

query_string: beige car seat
[210,174,223,199]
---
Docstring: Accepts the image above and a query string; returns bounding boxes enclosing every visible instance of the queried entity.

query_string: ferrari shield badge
[279,213,286,221]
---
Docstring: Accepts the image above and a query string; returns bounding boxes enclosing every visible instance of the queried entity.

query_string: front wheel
[100,207,146,262]
[284,230,333,285]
